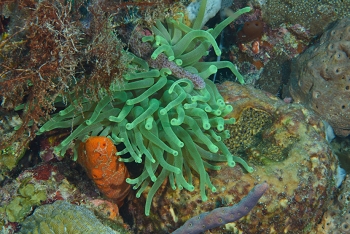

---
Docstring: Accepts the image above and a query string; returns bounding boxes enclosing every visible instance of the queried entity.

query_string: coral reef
[126,82,338,233]
[2,0,347,233]
[236,0,350,95]
[289,17,350,137]
[0,160,130,233]
[36,0,253,217]
[223,6,310,95]
[78,136,131,207]
[19,200,120,234]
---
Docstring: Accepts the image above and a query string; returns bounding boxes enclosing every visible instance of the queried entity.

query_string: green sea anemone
[37,0,253,216]
[146,3,250,86]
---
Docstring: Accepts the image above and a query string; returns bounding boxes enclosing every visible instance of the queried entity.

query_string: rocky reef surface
[124,82,339,233]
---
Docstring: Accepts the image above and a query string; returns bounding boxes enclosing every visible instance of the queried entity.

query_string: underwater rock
[125,82,338,233]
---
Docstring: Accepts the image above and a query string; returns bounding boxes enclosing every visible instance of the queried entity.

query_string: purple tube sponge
[173,182,269,234]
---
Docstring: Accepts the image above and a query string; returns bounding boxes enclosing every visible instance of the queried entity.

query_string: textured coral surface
[125,82,338,233]
[289,17,350,137]
[19,201,118,234]
[259,0,350,35]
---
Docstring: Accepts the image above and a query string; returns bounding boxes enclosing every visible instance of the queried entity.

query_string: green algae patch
[0,183,46,222]
[0,142,26,171]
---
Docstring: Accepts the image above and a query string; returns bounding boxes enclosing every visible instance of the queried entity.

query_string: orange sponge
[78,136,131,207]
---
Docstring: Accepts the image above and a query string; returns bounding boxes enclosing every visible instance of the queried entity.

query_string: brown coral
[289,17,350,136]
[78,136,131,207]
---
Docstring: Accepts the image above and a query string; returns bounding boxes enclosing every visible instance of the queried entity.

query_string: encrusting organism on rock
[19,200,119,234]
[77,136,131,207]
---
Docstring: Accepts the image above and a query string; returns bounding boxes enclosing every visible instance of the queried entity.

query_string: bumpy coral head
[289,17,350,136]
